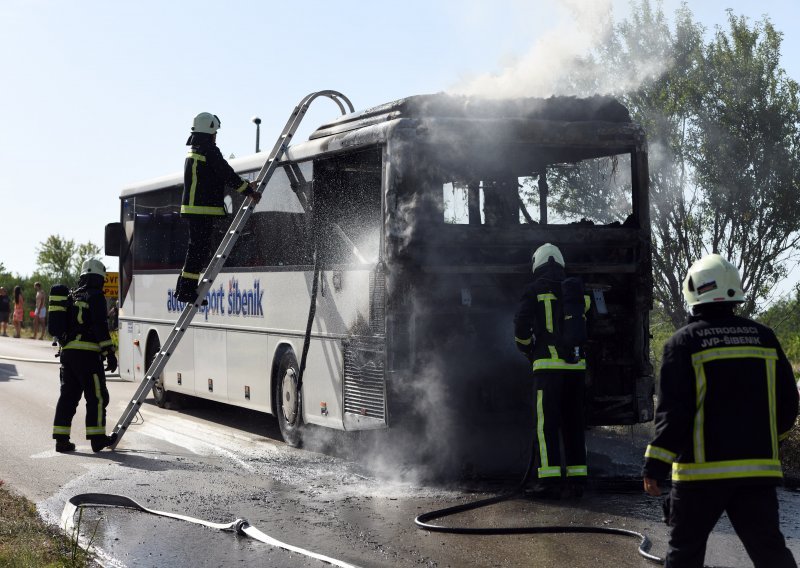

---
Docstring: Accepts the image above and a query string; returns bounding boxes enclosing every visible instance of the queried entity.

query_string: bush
[784,416,800,481]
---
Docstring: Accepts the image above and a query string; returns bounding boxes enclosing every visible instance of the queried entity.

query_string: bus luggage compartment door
[342,337,387,430]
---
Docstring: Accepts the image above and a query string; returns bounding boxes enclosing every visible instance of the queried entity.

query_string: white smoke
[451,0,669,98]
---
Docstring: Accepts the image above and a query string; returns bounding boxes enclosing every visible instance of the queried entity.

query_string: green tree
[597,2,800,327]
[36,235,102,288]
[690,13,800,317]
[758,288,800,365]
[610,2,706,328]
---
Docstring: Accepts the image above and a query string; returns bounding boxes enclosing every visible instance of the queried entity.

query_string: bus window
[132,186,187,271]
[443,178,521,226]
[228,162,312,268]
[525,152,634,226]
[315,149,382,266]
[120,198,134,306]
[437,148,634,227]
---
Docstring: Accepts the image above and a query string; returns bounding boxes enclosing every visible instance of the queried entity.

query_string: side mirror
[105,222,122,257]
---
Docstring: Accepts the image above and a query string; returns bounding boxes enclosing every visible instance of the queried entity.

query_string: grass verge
[0,481,94,567]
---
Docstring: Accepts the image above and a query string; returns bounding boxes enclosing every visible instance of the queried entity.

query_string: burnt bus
[109,92,653,472]
[344,98,653,394]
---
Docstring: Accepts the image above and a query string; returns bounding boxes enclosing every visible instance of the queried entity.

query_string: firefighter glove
[247,182,262,204]
[104,351,118,373]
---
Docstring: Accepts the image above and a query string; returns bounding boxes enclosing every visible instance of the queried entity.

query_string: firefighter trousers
[52,349,109,440]
[181,215,216,277]
[177,215,221,297]
[532,370,587,482]
[666,483,796,568]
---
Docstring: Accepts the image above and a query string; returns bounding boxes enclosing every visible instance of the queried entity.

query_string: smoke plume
[451,0,669,99]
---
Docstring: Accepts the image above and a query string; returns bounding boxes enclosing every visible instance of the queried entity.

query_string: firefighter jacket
[182,136,251,216]
[513,261,590,372]
[62,283,114,355]
[644,308,799,485]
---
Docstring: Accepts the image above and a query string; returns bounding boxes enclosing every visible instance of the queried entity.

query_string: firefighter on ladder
[52,260,117,453]
[643,254,798,567]
[514,243,591,499]
[174,112,261,303]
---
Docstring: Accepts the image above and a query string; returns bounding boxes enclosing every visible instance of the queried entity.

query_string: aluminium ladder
[110,91,355,449]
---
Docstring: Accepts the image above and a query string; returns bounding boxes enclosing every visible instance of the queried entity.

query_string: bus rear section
[372,95,654,474]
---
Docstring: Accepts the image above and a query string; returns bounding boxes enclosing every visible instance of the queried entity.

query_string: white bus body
[107,94,654,455]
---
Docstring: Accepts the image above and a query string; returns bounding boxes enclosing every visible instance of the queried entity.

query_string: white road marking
[127,415,257,472]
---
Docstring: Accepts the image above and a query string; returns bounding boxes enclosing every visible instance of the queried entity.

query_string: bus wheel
[147,337,171,408]
[275,351,304,448]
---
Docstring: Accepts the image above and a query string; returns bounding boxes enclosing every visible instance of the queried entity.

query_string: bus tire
[147,335,172,409]
[275,350,304,448]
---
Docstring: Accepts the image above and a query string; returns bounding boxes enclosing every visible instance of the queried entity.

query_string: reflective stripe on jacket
[643,311,799,484]
[62,286,113,354]
[513,262,589,372]
[182,142,250,216]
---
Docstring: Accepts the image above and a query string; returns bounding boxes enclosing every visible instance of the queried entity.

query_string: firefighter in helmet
[174,112,261,303]
[514,243,591,499]
[643,254,798,567]
[52,259,117,453]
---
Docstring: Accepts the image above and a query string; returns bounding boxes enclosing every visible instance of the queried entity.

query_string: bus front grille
[343,338,386,421]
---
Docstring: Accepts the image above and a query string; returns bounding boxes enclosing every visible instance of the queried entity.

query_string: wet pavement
[2,337,798,567]
[37,407,800,568]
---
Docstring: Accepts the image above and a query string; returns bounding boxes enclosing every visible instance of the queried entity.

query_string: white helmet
[81,259,107,278]
[682,253,745,306]
[532,243,565,273]
[192,112,221,134]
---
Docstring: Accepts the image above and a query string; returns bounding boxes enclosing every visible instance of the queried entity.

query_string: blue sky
[1,0,798,282]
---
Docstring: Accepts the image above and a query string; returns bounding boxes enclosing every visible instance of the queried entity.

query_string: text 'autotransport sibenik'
[167,278,264,320]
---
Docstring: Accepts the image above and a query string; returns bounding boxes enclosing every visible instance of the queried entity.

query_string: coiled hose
[414,442,665,564]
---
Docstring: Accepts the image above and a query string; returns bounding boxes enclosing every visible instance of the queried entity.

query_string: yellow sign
[104,272,119,298]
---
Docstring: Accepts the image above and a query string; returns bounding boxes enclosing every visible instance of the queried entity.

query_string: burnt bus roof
[309,93,632,140]
[122,94,636,196]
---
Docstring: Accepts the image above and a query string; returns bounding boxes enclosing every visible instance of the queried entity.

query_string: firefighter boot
[564,480,586,500]
[90,433,117,453]
[525,482,562,500]
[55,438,76,453]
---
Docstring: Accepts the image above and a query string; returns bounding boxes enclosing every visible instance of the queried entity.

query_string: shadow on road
[0,363,21,381]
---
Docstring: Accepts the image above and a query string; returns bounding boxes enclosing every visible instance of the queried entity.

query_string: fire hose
[61,493,362,568]
[414,444,669,565]
[414,443,758,567]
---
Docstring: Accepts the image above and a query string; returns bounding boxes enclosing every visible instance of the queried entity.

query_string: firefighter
[174,112,261,303]
[514,243,590,499]
[52,260,118,453]
[643,254,798,568]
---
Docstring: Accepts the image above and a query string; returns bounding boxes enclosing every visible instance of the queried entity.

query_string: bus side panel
[194,327,227,401]
[123,274,197,393]
[314,270,372,335]
[227,330,271,413]
[164,326,195,396]
[117,318,135,380]
[302,336,345,429]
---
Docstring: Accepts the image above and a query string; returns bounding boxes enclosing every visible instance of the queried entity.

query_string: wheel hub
[281,368,297,423]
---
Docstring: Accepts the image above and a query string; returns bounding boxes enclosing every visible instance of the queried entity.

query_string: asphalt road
[1,335,798,567]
